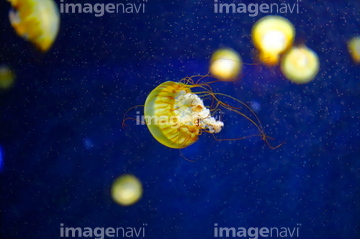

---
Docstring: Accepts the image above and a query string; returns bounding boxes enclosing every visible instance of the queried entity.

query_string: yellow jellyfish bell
[111,174,143,206]
[144,81,224,149]
[348,36,360,64]
[210,48,242,81]
[0,65,15,89]
[8,0,60,52]
[281,45,320,84]
[252,15,295,66]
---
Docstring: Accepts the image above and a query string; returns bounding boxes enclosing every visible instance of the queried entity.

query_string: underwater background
[0,0,359,238]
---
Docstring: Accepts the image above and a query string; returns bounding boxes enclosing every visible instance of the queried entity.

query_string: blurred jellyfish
[209,48,242,81]
[8,0,60,52]
[250,100,261,113]
[281,45,319,84]
[0,65,15,89]
[83,137,94,150]
[111,174,143,206]
[348,36,360,64]
[252,15,295,66]
[0,146,3,172]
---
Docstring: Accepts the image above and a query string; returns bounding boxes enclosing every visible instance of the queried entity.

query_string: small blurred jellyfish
[8,0,60,52]
[250,100,261,113]
[209,48,242,81]
[281,45,319,84]
[348,36,360,64]
[83,137,94,150]
[252,15,295,66]
[111,174,143,206]
[0,65,15,89]
[0,146,3,172]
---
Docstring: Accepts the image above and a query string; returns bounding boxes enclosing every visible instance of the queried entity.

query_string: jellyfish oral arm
[175,90,224,133]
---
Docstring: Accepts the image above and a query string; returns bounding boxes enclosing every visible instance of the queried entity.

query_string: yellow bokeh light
[348,36,360,63]
[111,174,143,206]
[281,46,320,84]
[210,48,242,81]
[0,65,15,89]
[252,15,295,66]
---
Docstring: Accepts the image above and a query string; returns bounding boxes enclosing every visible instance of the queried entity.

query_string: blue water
[0,0,359,238]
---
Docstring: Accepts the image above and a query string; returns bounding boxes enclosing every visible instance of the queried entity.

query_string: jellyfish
[143,77,276,149]
[144,81,224,149]
[348,36,360,64]
[280,45,319,84]
[0,65,15,89]
[8,0,60,52]
[0,145,3,172]
[252,15,295,66]
[111,174,143,206]
[210,48,242,81]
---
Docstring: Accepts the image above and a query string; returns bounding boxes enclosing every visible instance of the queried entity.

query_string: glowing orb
[281,46,320,84]
[210,48,242,81]
[0,65,15,89]
[144,81,224,149]
[348,36,360,63]
[252,15,295,66]
[111,174,143,206]
[8,0,60,52]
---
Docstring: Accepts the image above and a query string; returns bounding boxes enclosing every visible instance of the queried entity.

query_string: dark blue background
[0,0,359,238]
